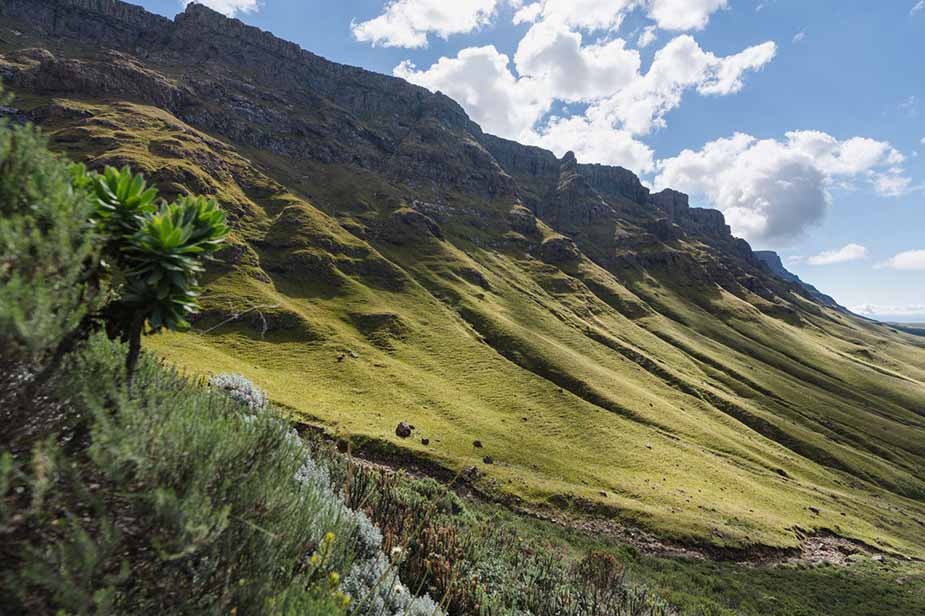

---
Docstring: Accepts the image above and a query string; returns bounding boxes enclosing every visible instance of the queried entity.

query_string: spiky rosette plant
[72,165,230,386]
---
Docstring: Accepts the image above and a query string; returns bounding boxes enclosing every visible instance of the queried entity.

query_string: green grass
[472,500,925,616]
[9,87,925,562]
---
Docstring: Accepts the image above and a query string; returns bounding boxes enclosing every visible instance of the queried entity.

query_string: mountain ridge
[3,0,925,559]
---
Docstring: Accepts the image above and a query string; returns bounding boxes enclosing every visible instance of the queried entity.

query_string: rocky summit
[2,0,925,561]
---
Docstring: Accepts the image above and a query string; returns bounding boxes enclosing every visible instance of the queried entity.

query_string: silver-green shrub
[209,372,269,411]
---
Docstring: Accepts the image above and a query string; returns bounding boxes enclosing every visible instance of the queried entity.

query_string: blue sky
[137,1,924,321]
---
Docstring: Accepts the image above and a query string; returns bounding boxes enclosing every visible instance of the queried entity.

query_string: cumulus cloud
[646,0,728,31]
[512,0,727,32]
[878,249,925,271]
[655,131,908,243]
[913,1,925,16]
[395,47,548,137]
[182,0,258,16]
[792,30,806,44]
[512,0,635,30]
[638,26,658,48]
[513,20,641,101]
[807,244,867,265]
[525,115,656,172]
[352,0,498,48]
[397,33,773,168]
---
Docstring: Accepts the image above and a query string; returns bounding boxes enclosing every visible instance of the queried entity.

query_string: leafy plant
[0,112,100,374]
[70,164,230,385]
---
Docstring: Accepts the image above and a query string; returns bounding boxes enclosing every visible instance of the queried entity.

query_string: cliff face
[754,251,842,309]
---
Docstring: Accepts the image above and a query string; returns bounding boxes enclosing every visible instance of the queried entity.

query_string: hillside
[2,0,925,561]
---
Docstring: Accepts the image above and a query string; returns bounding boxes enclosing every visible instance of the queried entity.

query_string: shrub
[0,95,229,388]
[0,112,99,372]
[209,372,269,412]
[79,166,230,384]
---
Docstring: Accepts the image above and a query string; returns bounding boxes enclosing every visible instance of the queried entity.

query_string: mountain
[2,0,925,559]
[753,250,842,309]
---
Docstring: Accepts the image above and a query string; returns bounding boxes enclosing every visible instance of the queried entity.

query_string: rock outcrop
[754,251,843,309]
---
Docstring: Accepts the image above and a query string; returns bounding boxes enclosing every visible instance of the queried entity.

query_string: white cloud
[181,0,258,16]
[920,137,925,145]
[913,1,925,16]
[526,115,656,171]
[512,0,635,30]
[511,0,727,31]
[395,47,548,137]
[852,304,925,319]
[792,30,806,43]
[878,249,925,271]
[398,33,774,169]
[646,0,728,31]
[655,131,908,243]
[638,26,658,48]
[807,243,867,266]
[352,0,498,48]
[513,20,641,101]
[697,40,777,95]
[873,169,913,197]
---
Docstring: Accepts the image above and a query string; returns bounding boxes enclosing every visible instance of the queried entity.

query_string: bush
[209,372,269,412]
[0,334,451,615]
[0,114,99,371]
[0,94,229,388]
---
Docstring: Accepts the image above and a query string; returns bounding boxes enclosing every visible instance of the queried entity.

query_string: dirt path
[345,448,896,568]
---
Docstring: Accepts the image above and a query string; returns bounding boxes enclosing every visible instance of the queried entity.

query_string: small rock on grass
[395,422,413,438]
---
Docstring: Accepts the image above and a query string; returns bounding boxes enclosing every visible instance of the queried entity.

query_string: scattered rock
[395,422,413,438]
[599,491,608,498]
[809,506,821,515]
[473,440,483,448]
[483,456,494,465]
[421,437,429,446]
[462,466,481,481]
[645,443,653,450]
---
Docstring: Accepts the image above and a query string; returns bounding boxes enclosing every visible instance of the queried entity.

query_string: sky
[135,0,924,322]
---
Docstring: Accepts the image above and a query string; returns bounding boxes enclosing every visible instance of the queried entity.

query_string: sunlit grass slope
[25,95,925,558]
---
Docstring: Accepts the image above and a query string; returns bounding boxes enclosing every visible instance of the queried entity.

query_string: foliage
[0,113,99,371]
[76,164,230,382]
[0,97,228,385]
[209,372,269,412]
[0,334,446,615]
[348,467,673,616]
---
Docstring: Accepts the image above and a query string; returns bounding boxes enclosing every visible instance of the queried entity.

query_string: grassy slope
[14,92,925,560]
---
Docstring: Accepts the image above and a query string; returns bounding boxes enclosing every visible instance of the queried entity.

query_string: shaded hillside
[2,0,925,558]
